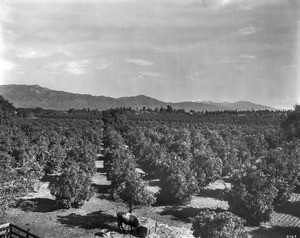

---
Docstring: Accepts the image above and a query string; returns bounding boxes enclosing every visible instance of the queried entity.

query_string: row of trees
[102,105,300,230]
[0,96,104,214]
[103,127,156,211]
[192,105,300,237]
[1,94,299,237]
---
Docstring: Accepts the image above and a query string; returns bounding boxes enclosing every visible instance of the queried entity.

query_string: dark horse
[117,211,140,232]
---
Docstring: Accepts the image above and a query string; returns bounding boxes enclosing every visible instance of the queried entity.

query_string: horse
[117,211,140,233]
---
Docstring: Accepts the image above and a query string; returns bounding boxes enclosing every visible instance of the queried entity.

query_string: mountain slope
[0,84,274,111]
[191,99,274,111]
[0,85,122,110]
[225,101,274,110]
[118,95,167,109]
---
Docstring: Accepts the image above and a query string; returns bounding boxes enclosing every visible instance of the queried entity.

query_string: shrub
[191,210,247,238]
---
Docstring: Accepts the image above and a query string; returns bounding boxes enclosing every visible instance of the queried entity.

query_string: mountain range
[0,85,275,111]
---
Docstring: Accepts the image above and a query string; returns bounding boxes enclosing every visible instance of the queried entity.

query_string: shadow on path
[199,188,227,201]
[275,201,300,218]
[18,198,56,213]
[40,174,59,183]
[57,210,118,231]
[92,184,111,199]
[92,184,110,194]
[96,167,107,173]
[250,226,300,238]
[160,206,210,223]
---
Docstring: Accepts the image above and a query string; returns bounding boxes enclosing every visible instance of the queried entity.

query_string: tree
[192,147,223,187]
[206,130,227,161]
[64,145,96,176]
[0,148,43,215]
[190,131,223,187]
[49,146,96,209]
[0,152,31,214]
[191,210,247,238]
[113,170,156,211]
[168,128,191,161]
[222,139,250,176]
[135,141,167,178]
[260,146,300,205]
[43,141,66,174]
[281,104,300,139]
[104,128,156,211]
[166,105,173,113]
[158,153,198,205]
[0,96,16,124]
[228,168,278,226]
[49,162,93,209]
[243,133,268,158]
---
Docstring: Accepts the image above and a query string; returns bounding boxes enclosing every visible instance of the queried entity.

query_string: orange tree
[191,210,247,238]
[49,145,96,209]
[104,127,156,211]
[228,168,278,226]
[158,153,198,205]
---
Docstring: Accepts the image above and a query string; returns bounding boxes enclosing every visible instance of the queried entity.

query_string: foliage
[228,168,278,226]
[168,128,191,161]
[113,170,156,210]
[191,210,247,238]
[0,150,42,214]
[259,145,300,205]
[104,128,156,210]
[191,139,223,187]
[158,154,198,205]
[0,96,295,225]
[64,146,96,176]
[48,144,96,209]
[0,124,44,214]
[281,104,300,139]
[0,95,16,124]
[49,160,94,209]
[43,142,66,174]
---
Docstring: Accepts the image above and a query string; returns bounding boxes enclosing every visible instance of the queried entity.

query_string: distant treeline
[16,105,289,122]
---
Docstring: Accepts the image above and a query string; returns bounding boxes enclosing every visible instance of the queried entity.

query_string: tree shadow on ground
[199,188,227,201]
[250,226,300,238]
[17,198,56,213]
[96,167,106,173]
[58,211,140,237]
[92,184,110,194]
[160,206,212,223]
[92,184,111,199]
[57,210,117,231]
[40,174,59,183]
[275,201,300,218]
[147,179,160,187]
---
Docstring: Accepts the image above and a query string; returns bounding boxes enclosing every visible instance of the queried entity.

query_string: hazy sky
[0,0,300,109]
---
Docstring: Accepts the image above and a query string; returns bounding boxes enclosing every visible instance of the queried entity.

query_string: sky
[0,0,300,109]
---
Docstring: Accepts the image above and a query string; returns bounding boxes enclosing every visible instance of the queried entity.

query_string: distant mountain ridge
[0,84,275,111]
